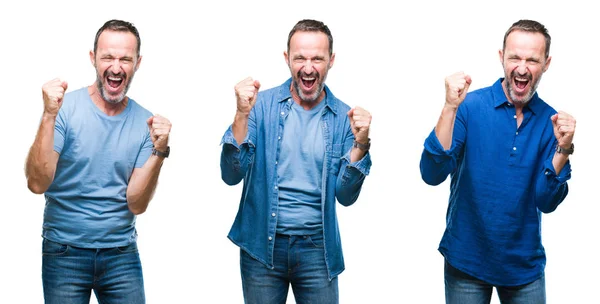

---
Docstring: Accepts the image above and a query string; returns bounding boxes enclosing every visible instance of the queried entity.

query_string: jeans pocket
[42,238,69,256]
[307,233,325,248]
[116,242,139,254]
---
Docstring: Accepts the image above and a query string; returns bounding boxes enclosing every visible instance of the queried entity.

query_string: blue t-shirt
[43,87,153,248]
[276,99,326,235]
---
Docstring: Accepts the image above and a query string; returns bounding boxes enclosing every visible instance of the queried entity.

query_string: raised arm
[126,115,171,215]
[220,77,260,185]
[335,106,372,206]
[436,72,471,150]
[535,111,576,213]
[420,72,471,185]
[25,78,68,194]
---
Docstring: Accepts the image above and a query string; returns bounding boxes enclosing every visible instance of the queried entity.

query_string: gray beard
[96,73,134,104]
[293,80,325,103]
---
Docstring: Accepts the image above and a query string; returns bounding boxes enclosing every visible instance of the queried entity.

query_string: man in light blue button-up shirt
[221,19,372,303]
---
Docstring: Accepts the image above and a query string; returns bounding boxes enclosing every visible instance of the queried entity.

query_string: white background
[1,0,598,303]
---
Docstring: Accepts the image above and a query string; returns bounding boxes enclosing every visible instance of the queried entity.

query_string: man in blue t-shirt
[420,20,576,303]
[221,19,372,304]
[25,19,171,304]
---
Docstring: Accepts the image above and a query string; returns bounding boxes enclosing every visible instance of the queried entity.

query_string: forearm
[336,153,371,206]
[26,113,59,194]
[220,142,252,185]
[350,147,366,163]
[232,111,249,146]
[535,174,568,213]
[126,155,164,215]
[552,152,569,175]
[420,128,459,186]
[435,105,459,150]
[535,158,571,213]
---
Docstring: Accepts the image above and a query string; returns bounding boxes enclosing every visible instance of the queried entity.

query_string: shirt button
[545,171,549,175]
[274,186,278,190]
[513,115,517,119]
[513,147,517,151]
[271,213,276,217]
[268,236,273,241]
[281,112,285,116]
[516,132,519,135]
[278,136,281,140]
[275,161,278,165]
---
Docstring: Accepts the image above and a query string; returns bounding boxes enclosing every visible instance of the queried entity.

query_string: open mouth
[301,75,316,90]
[105,72,125,92]
[514,76,529,91]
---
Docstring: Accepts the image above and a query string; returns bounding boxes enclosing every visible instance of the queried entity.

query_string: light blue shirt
[276,99,326,235]
[43,87,153,248]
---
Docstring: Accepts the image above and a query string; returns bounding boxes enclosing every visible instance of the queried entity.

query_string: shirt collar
[492,78,543,114]
[276,78,339,115]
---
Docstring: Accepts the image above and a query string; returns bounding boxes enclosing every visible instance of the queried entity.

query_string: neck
[88,83,128,116]
[290,85,325,110]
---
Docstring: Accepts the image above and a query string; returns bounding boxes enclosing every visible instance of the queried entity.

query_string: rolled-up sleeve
[220,110,257,186]
[336,127,372,207]
[420,107,467,186]
[535,153,571,213]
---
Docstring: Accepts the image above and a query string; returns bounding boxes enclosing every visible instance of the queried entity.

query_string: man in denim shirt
[221,19,372,303]
[420,20,576,303]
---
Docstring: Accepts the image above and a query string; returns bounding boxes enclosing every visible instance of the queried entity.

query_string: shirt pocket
[328,143,343,175]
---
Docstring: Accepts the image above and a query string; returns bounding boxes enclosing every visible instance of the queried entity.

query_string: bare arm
[126,155,165,215]
[550,111,576,175]
[347,107,372,163]
[126,115,172,215]
[25,79,68,194]
[232,77,261,145]
[435,72,471,150]
[26,114,60,194]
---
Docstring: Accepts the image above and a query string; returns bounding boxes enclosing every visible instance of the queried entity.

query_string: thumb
[347,108,354,120]
[61,80,68,91]
[550,113,558,127]
[146,116,154,128]
[464,75,472,91]
[461,77,472,100]
[254,80,261,91]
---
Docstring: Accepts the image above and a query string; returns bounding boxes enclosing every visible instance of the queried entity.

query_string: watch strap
[152,146,170,158]
[353,139,370,151]
[556,143,574,155]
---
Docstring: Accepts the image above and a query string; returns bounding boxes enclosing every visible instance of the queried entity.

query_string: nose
[516,60,528,75]
[302,60,315,74]
[110,59,121,74]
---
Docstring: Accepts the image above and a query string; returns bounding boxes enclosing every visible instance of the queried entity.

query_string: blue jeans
[240,233,338,304]
[42,238,145,304]
[445,260,546,304]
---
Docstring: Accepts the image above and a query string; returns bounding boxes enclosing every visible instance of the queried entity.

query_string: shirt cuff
[543,157,572,184]
[342,150,372,176]
[424,129,452,163]
[220,125,253,149]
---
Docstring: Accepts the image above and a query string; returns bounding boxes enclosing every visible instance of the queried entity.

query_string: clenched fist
[445,72,472,109]
[42,78,68,116]
[235,77,261,115]
[347,106,371,144]
[551,111,576,151]
[146,115,172,153]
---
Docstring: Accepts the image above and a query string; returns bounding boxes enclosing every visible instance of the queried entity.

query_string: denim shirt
[420,78,571,286]
[220,78,371,280]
